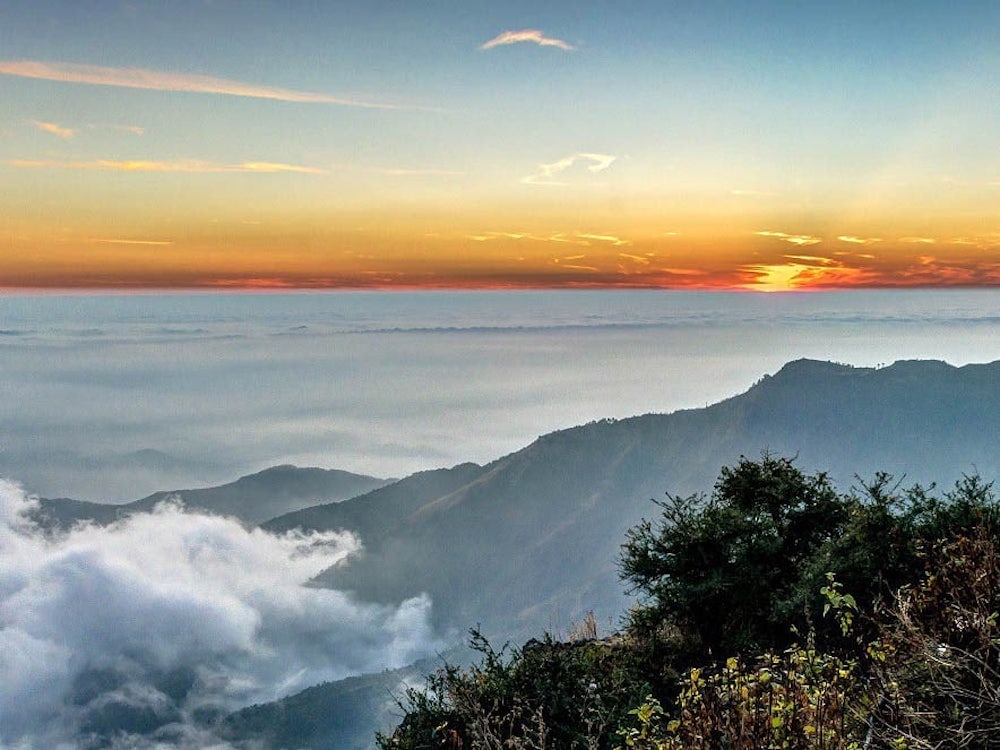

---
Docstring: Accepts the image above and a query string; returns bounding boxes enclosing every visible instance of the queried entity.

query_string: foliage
[620,453,847,656]
[616,575,865,749]
[381,456,1000,750]
[378,629,653,749]
[865,521,1000,748]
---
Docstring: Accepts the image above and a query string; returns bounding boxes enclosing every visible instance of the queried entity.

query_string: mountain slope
[304,359,1000,643]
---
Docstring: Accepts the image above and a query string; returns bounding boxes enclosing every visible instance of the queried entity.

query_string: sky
[2,0,1000,291]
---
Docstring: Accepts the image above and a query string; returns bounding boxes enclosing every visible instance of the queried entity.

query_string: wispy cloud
[30,119,74,138]
[116,125,144,136]
[11,159,327,174]
[480,30,574,51]
[0,60,406,109]
[522,152,616,185]
[899,236,936,244]
[837,235,882,245]
[755,230,822,247]
[577,232,630,246]
[88,238,173,246]
[464,230,627,247]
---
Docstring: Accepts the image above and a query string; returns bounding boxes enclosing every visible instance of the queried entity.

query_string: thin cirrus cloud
[0,59,407,109]
[480,29,574,51]
[755,230,823,247]
[88,238,174,246]
[30,119,74,138]
[522,152,616,185]
[577,232,631,247]
[837,235,882,245]
[11,159,327,174]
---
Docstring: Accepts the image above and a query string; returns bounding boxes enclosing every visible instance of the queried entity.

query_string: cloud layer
[0,480,439,747]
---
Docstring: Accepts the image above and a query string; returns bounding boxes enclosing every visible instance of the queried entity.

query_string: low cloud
[11,159,326,174]
[31,119,75,138]
[0,59,406,109]
[0,480,440,747]
[480,29,574,51]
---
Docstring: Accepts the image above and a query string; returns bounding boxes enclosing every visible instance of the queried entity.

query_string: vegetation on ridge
[378,454,1000,749]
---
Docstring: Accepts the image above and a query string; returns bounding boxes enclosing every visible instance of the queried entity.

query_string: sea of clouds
[5,290,1000,503]
[0,479,440,748]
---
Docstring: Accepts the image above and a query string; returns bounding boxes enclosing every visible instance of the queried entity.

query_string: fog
[3,290,1000,501]
[0,480,440,748]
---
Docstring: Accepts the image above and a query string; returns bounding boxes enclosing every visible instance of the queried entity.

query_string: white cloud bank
[0,480,439,747]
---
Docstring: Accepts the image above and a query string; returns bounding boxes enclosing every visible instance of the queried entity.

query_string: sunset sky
[2,1,1000,291]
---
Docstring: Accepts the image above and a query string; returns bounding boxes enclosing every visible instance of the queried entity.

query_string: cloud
[619,253,651,265]
[11,159,326,174]
[480,29,574,51]
[88,238,174,246]
[30,119,75,138]
[464,230,627,247]
[837,235,882,245]
[0,60,405,109]
[0,480,440,747]
[522,153,616,185]
[899,236,936,244]
[31,120,76,138]
[577,232,630,247]
[755,230,822,247]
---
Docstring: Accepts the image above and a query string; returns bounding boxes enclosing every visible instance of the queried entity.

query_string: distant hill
[296,359,1000,644]
[263,463,487,539]
[32,465,391,528]
[219,651,463,750]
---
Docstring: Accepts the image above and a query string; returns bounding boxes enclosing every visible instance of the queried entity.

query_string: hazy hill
[262,462,486,539]
[301,359,1000,643]
[32,465,391,528]
[219,651,464,750]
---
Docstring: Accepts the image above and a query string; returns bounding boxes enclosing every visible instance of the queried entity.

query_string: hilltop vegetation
[379,455,1000,749]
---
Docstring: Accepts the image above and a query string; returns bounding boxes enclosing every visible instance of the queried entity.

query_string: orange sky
[3,3,1000,292]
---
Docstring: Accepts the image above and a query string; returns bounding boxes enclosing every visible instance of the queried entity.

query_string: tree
[620,454,848,657]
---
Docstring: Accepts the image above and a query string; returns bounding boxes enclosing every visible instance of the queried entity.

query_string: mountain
[30,358,1000,749]
[219,652,462,750]
[263,463,487,539]
[32,465,391,528]
[292,359,1000,644]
